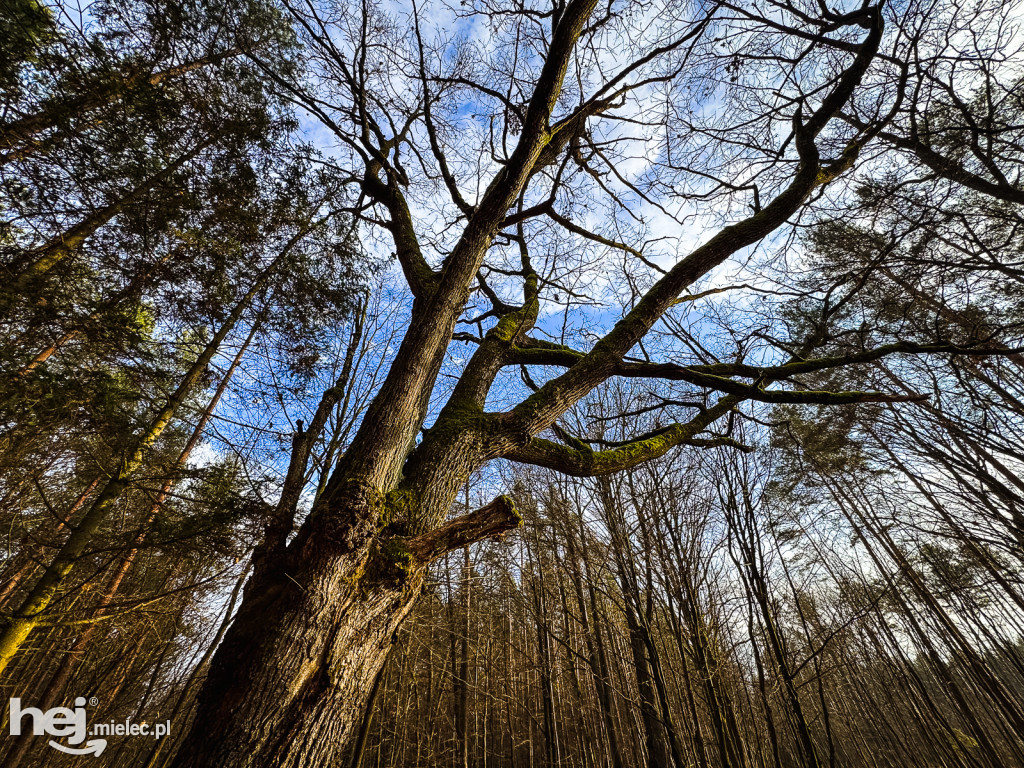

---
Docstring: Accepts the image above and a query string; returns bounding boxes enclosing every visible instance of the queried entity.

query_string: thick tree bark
[169,541,417,767]
[144,566,251,768]
[163,5,882,765]
[169,494,520,768]
[347,642,391,768]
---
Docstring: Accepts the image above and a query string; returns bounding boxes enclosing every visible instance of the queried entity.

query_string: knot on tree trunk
[294,481,386,570]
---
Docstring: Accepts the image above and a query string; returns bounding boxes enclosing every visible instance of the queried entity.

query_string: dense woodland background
[3,0,1024,765]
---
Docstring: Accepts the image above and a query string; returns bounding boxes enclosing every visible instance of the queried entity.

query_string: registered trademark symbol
[89,697,98,707]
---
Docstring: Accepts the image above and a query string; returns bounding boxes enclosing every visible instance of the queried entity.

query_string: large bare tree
[164,0,1023,765]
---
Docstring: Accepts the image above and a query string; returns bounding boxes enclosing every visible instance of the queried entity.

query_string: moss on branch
[505,397,743,476]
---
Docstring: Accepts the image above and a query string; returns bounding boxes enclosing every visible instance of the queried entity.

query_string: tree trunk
[348,643,392,768]
[570,529,627,768]
[0,475,100,610]
[2,316,261,768]
[160,7,880,765]
[169,492,520,768]
[598,479,672,768]
[3,142,207,298]
[170,534,417,767]
[0,244,284,674]
[454,545,471,768]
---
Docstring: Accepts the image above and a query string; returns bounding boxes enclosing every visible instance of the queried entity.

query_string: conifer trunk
[0,252,279,673]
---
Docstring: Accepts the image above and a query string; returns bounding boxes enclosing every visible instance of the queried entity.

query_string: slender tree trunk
[1,318,259,766]
[4,143,207,297]
[527,530,561,768]
[722,488,822,768]
[0,49,241,162]
[599,484,671,767]
[0,475,100,610]
[254,301,366,573]
[570,529,627,768]
[631,499,688,768]
[0,250,282,673]
[454,545,471,768]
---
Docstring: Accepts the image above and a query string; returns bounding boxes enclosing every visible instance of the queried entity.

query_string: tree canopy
[3,0,1024,766]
